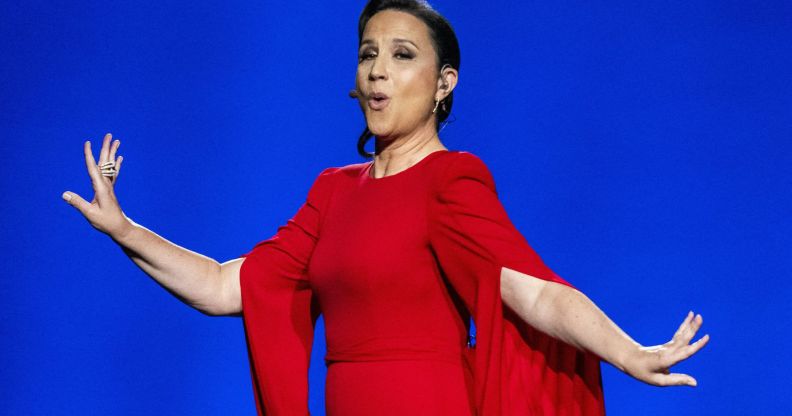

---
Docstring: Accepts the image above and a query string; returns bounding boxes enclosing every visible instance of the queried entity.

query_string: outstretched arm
[112,221,243,316]
[500,266,710,387]
[62,134,241,316]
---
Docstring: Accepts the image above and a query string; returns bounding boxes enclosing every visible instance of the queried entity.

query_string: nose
[368,55,387,81]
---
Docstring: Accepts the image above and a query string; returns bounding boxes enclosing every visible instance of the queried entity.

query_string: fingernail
[62,192,71,202]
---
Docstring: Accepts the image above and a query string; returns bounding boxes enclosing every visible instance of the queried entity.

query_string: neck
[370,122,447,178]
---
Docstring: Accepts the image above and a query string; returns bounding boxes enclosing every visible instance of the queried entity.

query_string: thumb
[62,191,91,213]
[662,372,698,387]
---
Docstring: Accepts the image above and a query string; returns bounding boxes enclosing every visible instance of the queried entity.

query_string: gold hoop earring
[432,99,440,114]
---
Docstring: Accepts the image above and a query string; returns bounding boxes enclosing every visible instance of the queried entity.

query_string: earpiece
[349,89,360,99]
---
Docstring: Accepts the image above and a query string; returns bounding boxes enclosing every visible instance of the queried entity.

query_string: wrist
[613,341,643,375]
[110,215,138,245]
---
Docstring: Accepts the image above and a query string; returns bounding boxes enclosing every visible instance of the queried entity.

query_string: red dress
[239,150,605,415]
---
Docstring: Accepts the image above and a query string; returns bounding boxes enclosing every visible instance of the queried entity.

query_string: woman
[62,0,709,414]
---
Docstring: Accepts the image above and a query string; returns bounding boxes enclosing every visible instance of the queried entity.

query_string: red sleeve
[239,167,338,416]
[429,152,605,415]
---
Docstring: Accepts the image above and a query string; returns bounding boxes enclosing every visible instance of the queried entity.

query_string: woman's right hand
[62,133,131,239]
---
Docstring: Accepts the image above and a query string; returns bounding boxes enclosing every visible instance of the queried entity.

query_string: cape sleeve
[428,152,605,415]
[238,167,338,416]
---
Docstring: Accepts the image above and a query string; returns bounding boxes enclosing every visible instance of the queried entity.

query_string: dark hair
[356,0,461,159]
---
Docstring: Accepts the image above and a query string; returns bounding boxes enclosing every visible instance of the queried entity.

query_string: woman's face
[356,10,442,140]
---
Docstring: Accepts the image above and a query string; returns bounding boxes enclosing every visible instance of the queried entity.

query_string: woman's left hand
[624,311,710,387]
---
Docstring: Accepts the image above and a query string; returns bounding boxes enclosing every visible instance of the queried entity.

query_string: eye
[358,51,376,61]
[395,52,414,60]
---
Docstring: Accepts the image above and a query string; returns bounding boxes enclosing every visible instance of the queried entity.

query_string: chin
[366,119,395,138]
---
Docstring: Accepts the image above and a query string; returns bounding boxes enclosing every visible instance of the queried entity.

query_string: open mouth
[368,93,390,110]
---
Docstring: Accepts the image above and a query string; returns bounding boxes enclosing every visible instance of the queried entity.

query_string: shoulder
[432,150,497,194]
[306,166,342,203]
[313,159,368,181]
[313,160,368,185]
[311,166,341,188]
[307,160,368,196]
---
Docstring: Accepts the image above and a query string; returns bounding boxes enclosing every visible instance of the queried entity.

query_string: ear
[435,64,459,102]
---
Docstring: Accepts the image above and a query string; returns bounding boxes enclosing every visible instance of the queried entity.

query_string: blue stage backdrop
[2,1,789,414]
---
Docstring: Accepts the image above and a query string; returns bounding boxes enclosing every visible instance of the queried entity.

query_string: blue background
[2,1,790,414]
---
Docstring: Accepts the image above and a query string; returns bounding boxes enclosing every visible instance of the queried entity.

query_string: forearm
[501,268,640,371]
[110,216,223,315]
[538,283,640,370]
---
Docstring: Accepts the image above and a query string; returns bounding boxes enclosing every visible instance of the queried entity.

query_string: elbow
[196,298,241,317]
[500,267,547,323]
[500,267,580,341]
[195,263,242,316]
[198,308,231,317]
[197,286,242,316]
[190,296,227,316]
[197,304,227,317]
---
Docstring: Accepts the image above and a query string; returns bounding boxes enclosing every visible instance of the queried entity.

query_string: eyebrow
[360,38,420,50]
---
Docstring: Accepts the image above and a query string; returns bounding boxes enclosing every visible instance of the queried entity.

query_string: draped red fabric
[239,167,338,415]
[428,152,605,415]
[239,151,605,415]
